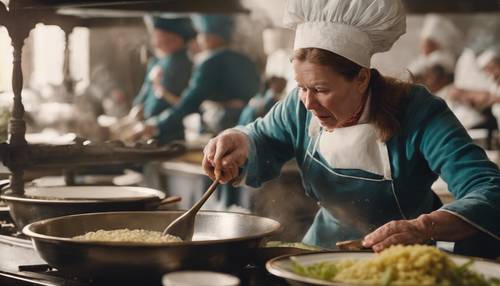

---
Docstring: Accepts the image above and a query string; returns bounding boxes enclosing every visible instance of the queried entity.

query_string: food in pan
[292,245,500,286]
[73,229,182,243]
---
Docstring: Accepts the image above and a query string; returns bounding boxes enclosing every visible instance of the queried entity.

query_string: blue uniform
[238,90,279,126]
[240,85,500,251]
[133,49,192,119]
[152,49,260,143]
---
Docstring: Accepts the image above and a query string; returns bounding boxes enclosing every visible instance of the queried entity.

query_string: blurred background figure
[448,46,499,147]
[477,46,500,97]
[423,51,456,98]
[419,14,463,57]
[238,76,286,125]
[407,55,429,85]
[238,27,293,125]
[76,64,128,141]
[133,15,196,119]
[477,46,500,133]
[109,15,196,142]
[406,14,498,143]
[262,27,295,95]
[133,13,260,144]
[407,14,462,88]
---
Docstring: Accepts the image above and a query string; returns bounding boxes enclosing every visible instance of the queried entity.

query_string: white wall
[0,27,13,93]
[31,24,89,89]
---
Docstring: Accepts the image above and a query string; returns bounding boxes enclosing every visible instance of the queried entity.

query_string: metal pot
[23,211,281,282]
[1,186,180,229]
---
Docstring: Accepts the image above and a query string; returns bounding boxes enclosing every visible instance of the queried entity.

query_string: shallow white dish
[266,251,500,286]
[22,186,165,201]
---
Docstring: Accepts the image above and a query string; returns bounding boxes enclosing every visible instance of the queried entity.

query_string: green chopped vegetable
[291,256,338,281]
[380,266,393,286]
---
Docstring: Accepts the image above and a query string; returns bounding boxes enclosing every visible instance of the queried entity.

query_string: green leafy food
[290,245,500,286]
[291,256,338,281]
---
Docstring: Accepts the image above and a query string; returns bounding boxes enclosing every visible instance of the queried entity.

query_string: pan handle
[157,196,182,207]
[0,179,10,194]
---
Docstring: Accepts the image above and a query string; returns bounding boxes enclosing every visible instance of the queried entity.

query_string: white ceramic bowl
[162,271,240,286]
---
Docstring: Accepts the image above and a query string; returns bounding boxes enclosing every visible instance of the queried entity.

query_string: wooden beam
[11,0,249,13]
[402,0,500,14]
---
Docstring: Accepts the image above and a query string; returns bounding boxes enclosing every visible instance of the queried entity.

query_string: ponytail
[369,68,411,141]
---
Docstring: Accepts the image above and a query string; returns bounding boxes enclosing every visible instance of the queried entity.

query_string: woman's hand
[362,216,431,252]
[362,211,478,252]
[202,129,250,184]
[125,122,157,143]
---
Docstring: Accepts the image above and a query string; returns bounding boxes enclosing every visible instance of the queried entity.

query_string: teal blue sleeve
[240,89,303,187]
[417,94,500,240]
[152,63,217,135]
[133,59,156,106]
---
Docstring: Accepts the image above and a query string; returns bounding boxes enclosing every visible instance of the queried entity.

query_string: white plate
[21,186,165,201]
[266,251,500,286]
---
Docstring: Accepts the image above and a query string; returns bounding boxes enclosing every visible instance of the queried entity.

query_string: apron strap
[378,142,393,180]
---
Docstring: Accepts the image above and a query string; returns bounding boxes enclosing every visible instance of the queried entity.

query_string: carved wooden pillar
[62,26,75,94]
[5,13,36,195]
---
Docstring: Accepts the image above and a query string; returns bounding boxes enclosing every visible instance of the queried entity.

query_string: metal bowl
[1,186,176,229]
[23,211,281,281]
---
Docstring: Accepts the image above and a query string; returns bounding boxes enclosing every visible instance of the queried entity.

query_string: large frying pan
[22,211,281,282]
[1,186,180,229]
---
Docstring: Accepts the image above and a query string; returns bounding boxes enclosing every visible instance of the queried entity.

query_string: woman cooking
[202,0,500,257]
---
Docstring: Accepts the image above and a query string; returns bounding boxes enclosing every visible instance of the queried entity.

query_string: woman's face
[420,38,439,56]
[483,59,500,85]
[293,60,369,130]
[196,33,225,51]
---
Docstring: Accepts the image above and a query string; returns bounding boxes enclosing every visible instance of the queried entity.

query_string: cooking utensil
[1,186,180,228]
[163,179,219,240]
[335,239,369,251]
[22,211,281,281]
[266,251,500,286]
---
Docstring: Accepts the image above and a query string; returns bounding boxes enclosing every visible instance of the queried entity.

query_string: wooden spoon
[162,178,219,241]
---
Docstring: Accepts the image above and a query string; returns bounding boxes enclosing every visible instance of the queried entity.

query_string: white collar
[358,92,371,124]
[193,48,226,65]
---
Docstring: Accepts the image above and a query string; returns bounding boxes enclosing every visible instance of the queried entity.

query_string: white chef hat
[420,14,463,55]
[262,28,294,56]
[283,0,406,68]
[477,47,500,69]
[427,50,456,74]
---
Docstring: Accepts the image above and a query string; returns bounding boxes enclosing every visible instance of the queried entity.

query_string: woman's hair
[293,48,411,141]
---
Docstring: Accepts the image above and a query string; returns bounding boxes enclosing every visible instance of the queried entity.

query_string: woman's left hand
[362,215,432,252]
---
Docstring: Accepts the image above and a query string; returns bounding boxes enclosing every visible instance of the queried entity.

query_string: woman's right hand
[202,129,250,184]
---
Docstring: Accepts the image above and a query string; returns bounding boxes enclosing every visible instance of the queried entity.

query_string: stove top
[0,215,288,286]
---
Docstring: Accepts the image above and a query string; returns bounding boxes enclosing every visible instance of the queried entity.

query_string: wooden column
[62,26,75,94]
[5,11,35,195]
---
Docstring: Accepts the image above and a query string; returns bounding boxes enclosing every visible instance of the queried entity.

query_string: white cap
[477,47,500,69]
[427,50,456,74]
[262,28,294,56]
[283,0,406,68]
[420,14,463,55]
